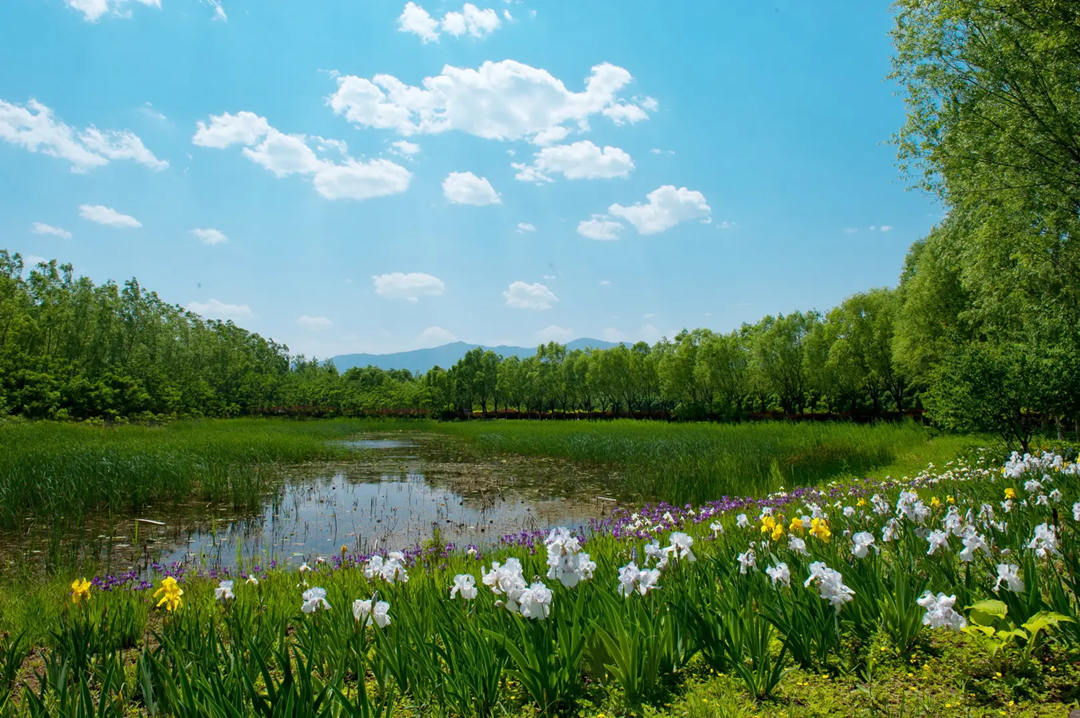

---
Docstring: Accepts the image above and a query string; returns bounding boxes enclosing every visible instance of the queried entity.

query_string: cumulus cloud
[389,139,420,157]
[192,111,411,200]
[373,272,445,302]
[442,171,500,205]
[513,140,633,183]
[79,204,141,228]
[31,222,72,239]
[65,0,160,22]
[186,299,253,322]
[190,228,227,245]
[516,222,536,233]
[503,281,557,310]
[577,214,623,241]
[328,60,652,146]
[0,98,167,172]
[608,185,711,235]
[416,325,458,347]
[398,2,500,42]
[297,315,333,330]
[535,325,574,343]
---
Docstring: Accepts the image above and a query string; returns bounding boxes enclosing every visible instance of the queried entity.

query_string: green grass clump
[0,417,427,529]
[434,420,984,504]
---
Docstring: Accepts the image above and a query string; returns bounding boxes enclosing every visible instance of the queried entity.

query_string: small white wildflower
[843,506,856,518]
[881,518,901,543]
[788,536,808,556]
[245,575,259,586]
[516,581,553,620]
[1073,502,1080,522]
[709,520,724,537]
[958,527,989,562]
[736,513,749,529]
[668,532,696,562]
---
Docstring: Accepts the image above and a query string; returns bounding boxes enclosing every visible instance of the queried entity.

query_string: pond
[5,433,621,577]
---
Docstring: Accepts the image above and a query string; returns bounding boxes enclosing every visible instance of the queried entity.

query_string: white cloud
[193,111,271,148]
[31,222,72,239]
[65,0,160,22]
[442,171,500,205]
[599,279,612,286]
[577,214,623,241]
[516,222,536,233]
[389,139,420,157]
[397,2,440,42]
[535,325,574,343]
[190,228,227,245]
[203,0,227,21]
[843,227,859,235]
[297,315,333,331]
[880,225,893,232]
[608,185,711,235]
[186,299,253,322]
[503,281,557,310]
[442,3,499,37]
[513,140,633,183]
[416,325,458,347]
[328,60,652,146]
[398,2,500,42]
[192,111,412,201]
[79,204,141,228]
[373,272,445,302]
[0,98,166,172]
[717,220,736,230]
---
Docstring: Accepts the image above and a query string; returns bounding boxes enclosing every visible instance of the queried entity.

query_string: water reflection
[8,434,618,576]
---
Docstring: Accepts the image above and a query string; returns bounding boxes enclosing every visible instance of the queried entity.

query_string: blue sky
[0,0,941,358]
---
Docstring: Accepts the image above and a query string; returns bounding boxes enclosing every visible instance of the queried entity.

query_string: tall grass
[0,418,423,529]
[434,420,984,504]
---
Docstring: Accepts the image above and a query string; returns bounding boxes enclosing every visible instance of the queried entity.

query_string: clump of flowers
[365,552,409,583]
[353,598,391,628]
[544,527,596,588]
[1028,523,1059,558]
[450,573,477,600]
[804,562,854,611]
[214,580,234,602]
[766,561,790,587]
[154,576,183,612]
[617,562,661,597]
[994,563,1024,593]
[301,587,330,613]
[70,577,91,605]
[851,531,875,558]
[916,592,966,630]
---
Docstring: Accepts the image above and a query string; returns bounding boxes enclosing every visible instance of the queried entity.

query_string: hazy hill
[331,338,617,374]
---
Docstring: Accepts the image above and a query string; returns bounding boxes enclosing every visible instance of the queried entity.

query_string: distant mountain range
[331,338,618,374]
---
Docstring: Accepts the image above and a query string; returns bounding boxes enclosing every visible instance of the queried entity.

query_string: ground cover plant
[0,448,1077,715]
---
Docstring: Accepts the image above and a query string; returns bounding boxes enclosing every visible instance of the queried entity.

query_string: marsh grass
[434,420,986,504]
[0,418,423,530]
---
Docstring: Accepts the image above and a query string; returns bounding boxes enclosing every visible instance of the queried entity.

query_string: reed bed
[0,418,419,529]
[435,420,981,504]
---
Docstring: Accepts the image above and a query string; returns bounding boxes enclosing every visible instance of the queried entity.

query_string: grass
[0,417,426,530]
[433,419,987,504]
[0,449,1077,716]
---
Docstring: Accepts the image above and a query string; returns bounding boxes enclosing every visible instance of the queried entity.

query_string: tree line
[3,0,1078,448]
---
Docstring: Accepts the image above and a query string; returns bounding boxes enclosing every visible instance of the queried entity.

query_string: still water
[18,434,619,575]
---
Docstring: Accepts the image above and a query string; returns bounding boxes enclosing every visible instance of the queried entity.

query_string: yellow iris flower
[70,577,91,605]
[809,517,831,542]
[1004,488,1016,500]
[789,517,805,533]
[153,576,184,612]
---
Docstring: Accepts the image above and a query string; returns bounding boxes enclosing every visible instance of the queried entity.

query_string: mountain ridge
[330,338,618,374]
